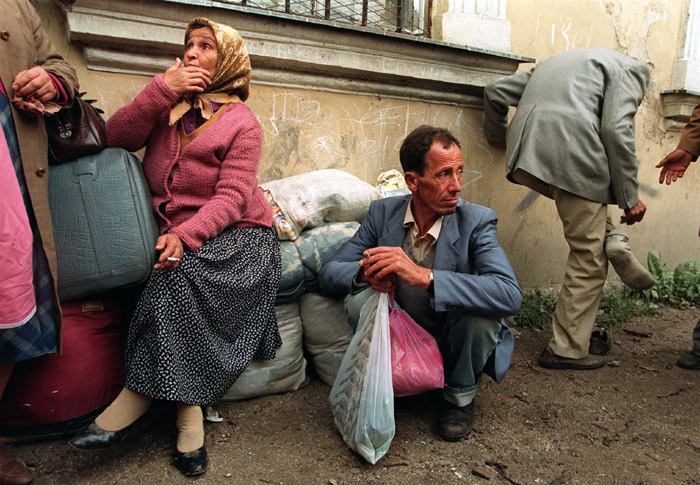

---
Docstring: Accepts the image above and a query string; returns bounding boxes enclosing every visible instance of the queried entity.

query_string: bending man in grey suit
[483,48,654,370]
[319,126,522,441]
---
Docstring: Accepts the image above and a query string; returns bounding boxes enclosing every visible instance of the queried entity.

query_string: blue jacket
[319,195,522,318]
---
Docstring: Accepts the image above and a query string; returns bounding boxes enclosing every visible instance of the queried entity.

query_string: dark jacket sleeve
[677,102,700,158]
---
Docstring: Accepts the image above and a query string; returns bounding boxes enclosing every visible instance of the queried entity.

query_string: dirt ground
[8,305,700,485]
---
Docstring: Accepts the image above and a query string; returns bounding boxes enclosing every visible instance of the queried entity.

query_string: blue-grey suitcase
[49,148,159,300]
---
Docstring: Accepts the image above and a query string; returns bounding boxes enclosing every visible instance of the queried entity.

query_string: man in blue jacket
[319,125,522,442]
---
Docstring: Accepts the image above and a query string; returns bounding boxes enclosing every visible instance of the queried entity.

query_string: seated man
[318,125,522,441]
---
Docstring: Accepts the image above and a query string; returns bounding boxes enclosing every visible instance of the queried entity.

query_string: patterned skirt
[124,226,281,405]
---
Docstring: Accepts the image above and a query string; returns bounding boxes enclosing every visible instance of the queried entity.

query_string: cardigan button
[36,167,46,177]
[0,31,9,41]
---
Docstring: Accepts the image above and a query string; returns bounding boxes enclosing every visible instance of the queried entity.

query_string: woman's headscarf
[169,17,251,126]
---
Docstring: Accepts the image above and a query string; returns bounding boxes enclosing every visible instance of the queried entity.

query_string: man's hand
[620,199,646,225]
[358,246,432,292]
[11,66,57,114]
[162,58,211,96]
[12,66,57,104]
[656,149,693,185]
[154,233,184,271]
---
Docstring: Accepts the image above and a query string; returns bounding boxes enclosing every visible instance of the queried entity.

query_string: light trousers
[512,170,610,359]
[548,186,609,359]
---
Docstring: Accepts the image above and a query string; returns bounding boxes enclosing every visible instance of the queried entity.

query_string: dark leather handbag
[46,92,107,163]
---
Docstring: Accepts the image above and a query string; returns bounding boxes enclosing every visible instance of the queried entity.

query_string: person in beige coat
[483,47,653,370]
[656,102,700,370]
[0,0,78,483]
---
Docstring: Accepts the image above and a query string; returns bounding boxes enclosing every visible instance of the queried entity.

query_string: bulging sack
[389,295,444,397]
[328,291,394,465]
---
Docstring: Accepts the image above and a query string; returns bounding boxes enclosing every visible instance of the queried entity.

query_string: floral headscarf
[169,17,251,125]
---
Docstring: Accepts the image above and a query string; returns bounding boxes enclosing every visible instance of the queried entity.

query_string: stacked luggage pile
[0,157,382,438]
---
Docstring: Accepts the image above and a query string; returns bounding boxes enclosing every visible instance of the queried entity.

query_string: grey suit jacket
[319,195,522,318]
[483,48,649,210]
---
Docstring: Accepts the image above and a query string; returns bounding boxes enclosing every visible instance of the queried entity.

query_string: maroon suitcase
[0,297,127,439]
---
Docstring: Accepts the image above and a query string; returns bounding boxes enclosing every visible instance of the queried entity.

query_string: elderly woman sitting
[69,18,281,477]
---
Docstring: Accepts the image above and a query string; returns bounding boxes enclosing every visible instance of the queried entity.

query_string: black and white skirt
[124,226,281,405]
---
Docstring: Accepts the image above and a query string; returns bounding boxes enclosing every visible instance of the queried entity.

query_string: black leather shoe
[173,445,209,476]
[677,352,700,370]
[589,329,611,356]
[69,415,146,450]
[437,401,474,442]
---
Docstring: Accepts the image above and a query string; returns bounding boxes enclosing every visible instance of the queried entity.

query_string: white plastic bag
[328,291,394,464]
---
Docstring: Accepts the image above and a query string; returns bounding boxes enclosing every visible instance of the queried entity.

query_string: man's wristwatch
[427,270,435,296]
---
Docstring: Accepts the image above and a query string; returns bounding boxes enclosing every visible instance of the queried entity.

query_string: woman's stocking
[176,403,204,453]
[95,387,151,431]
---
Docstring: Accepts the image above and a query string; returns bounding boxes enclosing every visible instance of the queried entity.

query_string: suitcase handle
[74,159,113,275]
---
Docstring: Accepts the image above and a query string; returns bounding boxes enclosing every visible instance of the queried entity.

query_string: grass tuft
[514,253,699,330]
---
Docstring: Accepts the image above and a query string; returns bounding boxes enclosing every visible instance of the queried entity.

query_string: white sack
[222,302,307,401]
[261,169,380,240]
[300,292,353,386]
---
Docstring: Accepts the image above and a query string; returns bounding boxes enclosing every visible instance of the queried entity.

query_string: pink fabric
[0,115,36,328]
[106,76,271,251]
[0,80,7,99]
[46,72,69,105]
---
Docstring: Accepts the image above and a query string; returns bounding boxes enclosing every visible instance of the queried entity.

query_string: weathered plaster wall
[56,51,494,190]
[32,0,699,289]
[33,0,521,215]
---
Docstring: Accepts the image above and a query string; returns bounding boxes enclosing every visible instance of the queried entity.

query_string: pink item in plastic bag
[389,294,444,397]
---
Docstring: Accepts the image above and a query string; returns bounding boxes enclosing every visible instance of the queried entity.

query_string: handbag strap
[389,291,396,310]
[73,159,112,275]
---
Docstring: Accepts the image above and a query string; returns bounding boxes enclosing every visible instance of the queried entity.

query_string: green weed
[639,253,700,307]
[512,287,557,330]
[596,285,657,329]
[514,253,699,330]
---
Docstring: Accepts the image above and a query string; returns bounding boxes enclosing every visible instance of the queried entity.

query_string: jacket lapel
[434,211,460,271]
[381,196,410,247]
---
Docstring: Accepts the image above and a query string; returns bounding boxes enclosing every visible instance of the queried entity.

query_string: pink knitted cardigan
[106,76,272,251]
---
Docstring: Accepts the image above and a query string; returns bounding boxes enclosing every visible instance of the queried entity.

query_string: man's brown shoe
[539,349,605,370]
[0,449,33,485]
[437,401,474,442]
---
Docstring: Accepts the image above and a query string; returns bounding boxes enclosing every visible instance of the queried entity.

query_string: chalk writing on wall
[255,90,491,188]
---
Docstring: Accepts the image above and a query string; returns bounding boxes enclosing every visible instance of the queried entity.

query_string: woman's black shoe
[69,422,131,449]
[173,445,209,476]
[69,414,147,450]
